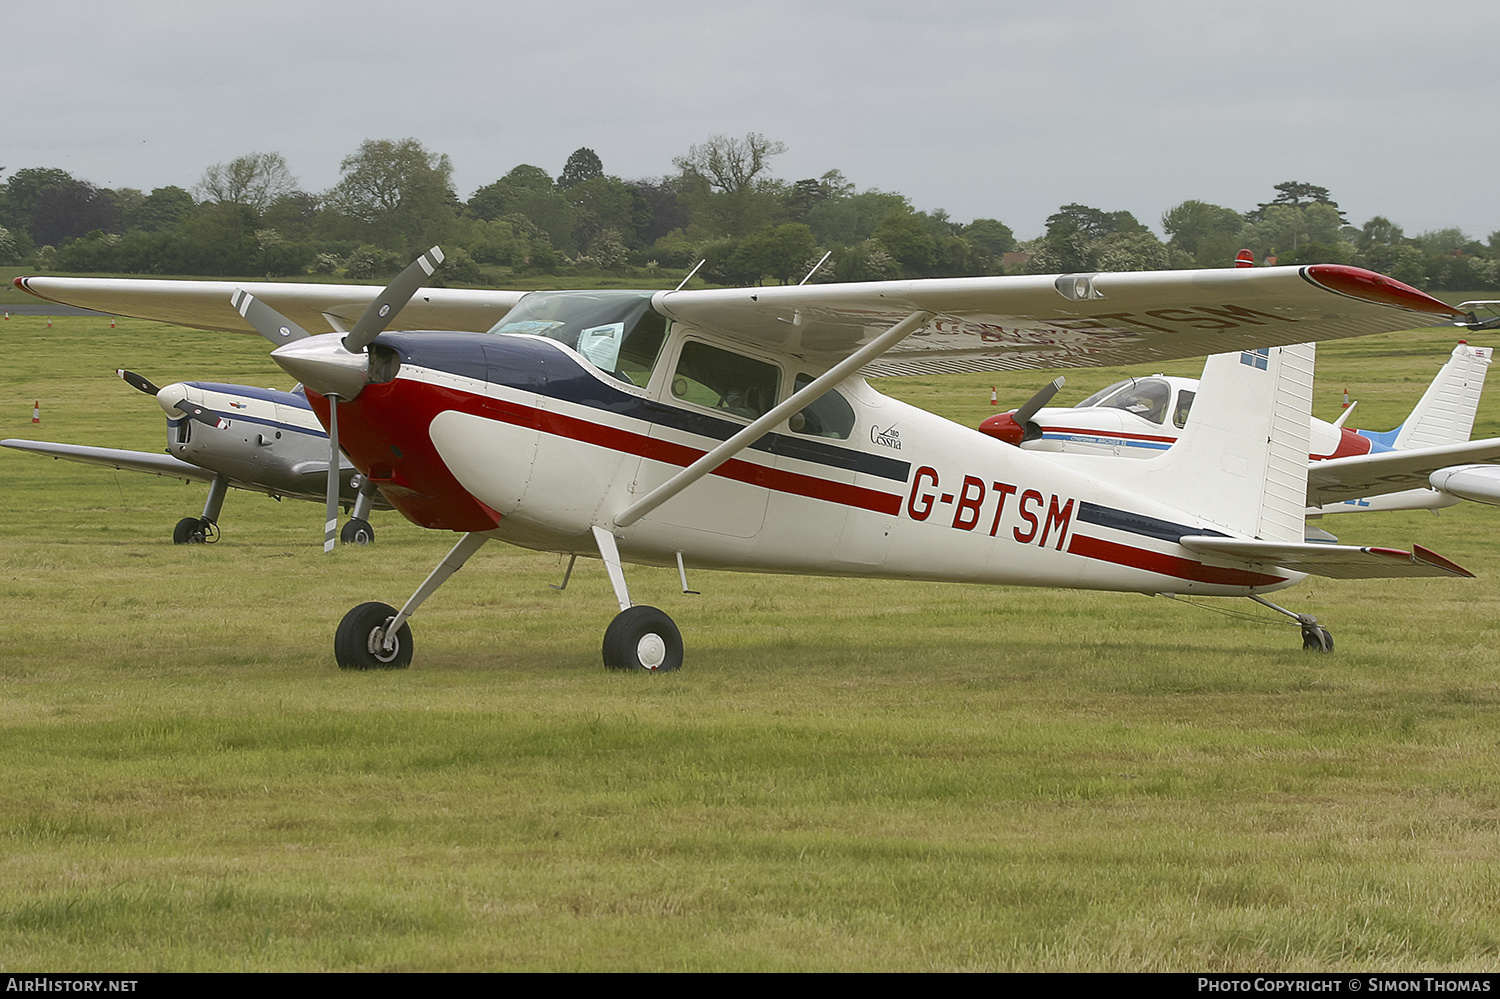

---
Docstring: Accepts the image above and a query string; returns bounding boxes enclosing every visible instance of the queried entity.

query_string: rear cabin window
[671,341,781,421]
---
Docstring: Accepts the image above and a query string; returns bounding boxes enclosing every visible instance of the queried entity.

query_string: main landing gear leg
[174,473,228,544]
[1250,594,1333,653]
[340,475,378,545]
[592,526,682,672]
[333,531,490,670]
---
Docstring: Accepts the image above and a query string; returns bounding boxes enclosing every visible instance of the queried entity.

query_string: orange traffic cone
[32,401,40,424]
[990,386,998,406]
[1342,388,1350,409]
[110,316,116,328]
[46,317,52,328]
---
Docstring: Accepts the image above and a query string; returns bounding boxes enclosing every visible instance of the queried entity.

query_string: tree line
[1,138,1495,291]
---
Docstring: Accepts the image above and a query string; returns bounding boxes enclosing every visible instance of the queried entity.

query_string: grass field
[3,309,1500,971]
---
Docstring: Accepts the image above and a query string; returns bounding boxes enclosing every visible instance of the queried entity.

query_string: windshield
[486,290,666,385]
[1074,376,1173,425]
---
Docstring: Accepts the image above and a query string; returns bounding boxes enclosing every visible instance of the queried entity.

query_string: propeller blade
[116,369,162,396]
[325,398,340,553]
[342,246,445,354]
[1011,376,1067,425]
[174,398,229,430]
[230,289,312,346]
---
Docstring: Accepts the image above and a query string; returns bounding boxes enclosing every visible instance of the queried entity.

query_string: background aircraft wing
[14,276,525,336]
[2,439,217,483]
[653,265,1467,376]
[1307,438,1500,505]
[1179,536,1473,579]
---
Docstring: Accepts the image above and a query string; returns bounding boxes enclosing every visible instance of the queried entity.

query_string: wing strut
[612,309,934,529]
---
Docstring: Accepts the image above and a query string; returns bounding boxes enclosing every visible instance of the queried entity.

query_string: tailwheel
[1301,624,1334,653]
[340,518,375,545]
[335,601,412,670]
[172,516,217,544]
[603,606,683,672]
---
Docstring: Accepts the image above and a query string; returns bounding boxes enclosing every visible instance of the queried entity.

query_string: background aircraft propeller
[234,246,445,551]
[117,368,228,430]
[977,377,1067,446]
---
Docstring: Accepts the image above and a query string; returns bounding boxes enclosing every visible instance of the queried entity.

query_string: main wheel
[602,605,683,672]
[340,518,375,545]
[1301,624,1334,653]
[335,601,413,670]
[173,516,207,544]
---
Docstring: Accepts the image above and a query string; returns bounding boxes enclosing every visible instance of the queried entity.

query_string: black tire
[173,516,207,544]
[602,605,683,672]
[340,518,375,545]
[1301,624,1334,653]
[335,601,412,670]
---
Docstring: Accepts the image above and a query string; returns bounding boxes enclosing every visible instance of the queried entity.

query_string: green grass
[2,314,1500,970]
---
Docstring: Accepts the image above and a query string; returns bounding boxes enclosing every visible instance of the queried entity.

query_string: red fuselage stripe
[1066,532,1287,587]
[475,389,905,515]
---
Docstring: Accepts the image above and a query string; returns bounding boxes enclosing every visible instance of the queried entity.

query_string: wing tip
[1303,264,1466,318]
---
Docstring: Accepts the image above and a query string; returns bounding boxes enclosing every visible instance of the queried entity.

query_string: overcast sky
[9,0,1498,241]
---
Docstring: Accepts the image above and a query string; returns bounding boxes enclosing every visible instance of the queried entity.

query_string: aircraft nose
[271,335,370,400]
[156,382,190,419]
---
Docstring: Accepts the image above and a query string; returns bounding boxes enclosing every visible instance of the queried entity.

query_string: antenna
[674,259,706,292]
[798,251,832,286]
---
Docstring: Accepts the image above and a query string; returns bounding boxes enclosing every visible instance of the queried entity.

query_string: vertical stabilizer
[1391,343,1491,449]
[1081,343,1315,542]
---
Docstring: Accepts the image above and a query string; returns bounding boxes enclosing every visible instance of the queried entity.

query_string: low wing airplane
[979,341,1500,519]
[3,369,389,544]
[14,260,1484,668]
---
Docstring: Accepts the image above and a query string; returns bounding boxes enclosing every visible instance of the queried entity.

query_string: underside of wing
[1308,438,1500,505]
[1179,535,1473,579]
[14,276,526,336]
[2,439,217,483]
[653,265,1467,376]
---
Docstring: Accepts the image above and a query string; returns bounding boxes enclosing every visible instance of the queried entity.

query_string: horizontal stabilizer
[1179,535,1474,579]
[1309,437,1500,505]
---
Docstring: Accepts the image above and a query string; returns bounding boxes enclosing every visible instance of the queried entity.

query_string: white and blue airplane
[13,258,1489,667]
[3,369,387,544]
[980,341,1500,522]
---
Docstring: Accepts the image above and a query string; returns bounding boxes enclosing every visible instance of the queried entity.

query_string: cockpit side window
[671,341,781,421]
[788,373,855,439]
[1173,389,1196,429]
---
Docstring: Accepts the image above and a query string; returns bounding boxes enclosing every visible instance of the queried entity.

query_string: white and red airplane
[14,259,1486,667]
[978,341,1500,523]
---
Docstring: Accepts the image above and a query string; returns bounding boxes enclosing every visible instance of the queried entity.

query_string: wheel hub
[367,624,401,663]
[636,633,667,670]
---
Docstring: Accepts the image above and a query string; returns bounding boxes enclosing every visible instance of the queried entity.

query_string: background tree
[556,147,603,190]
[31,180,121,247]
[196,152,299,215]
[1161,200,1245,267]
[1246,181,1346,225]
[326,138,456,250]
[125,186,195,232]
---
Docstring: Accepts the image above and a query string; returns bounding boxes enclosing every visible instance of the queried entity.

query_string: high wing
[1179,537,1473,579]
[2,438,344,503]
[652,265,1466,376]
[1307,438,1500,505]
[14,276,525,336]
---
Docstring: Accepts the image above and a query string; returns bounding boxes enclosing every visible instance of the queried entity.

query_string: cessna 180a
[3,369,389,545]
[978,341,1500,523]
[13,257,1487,668]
